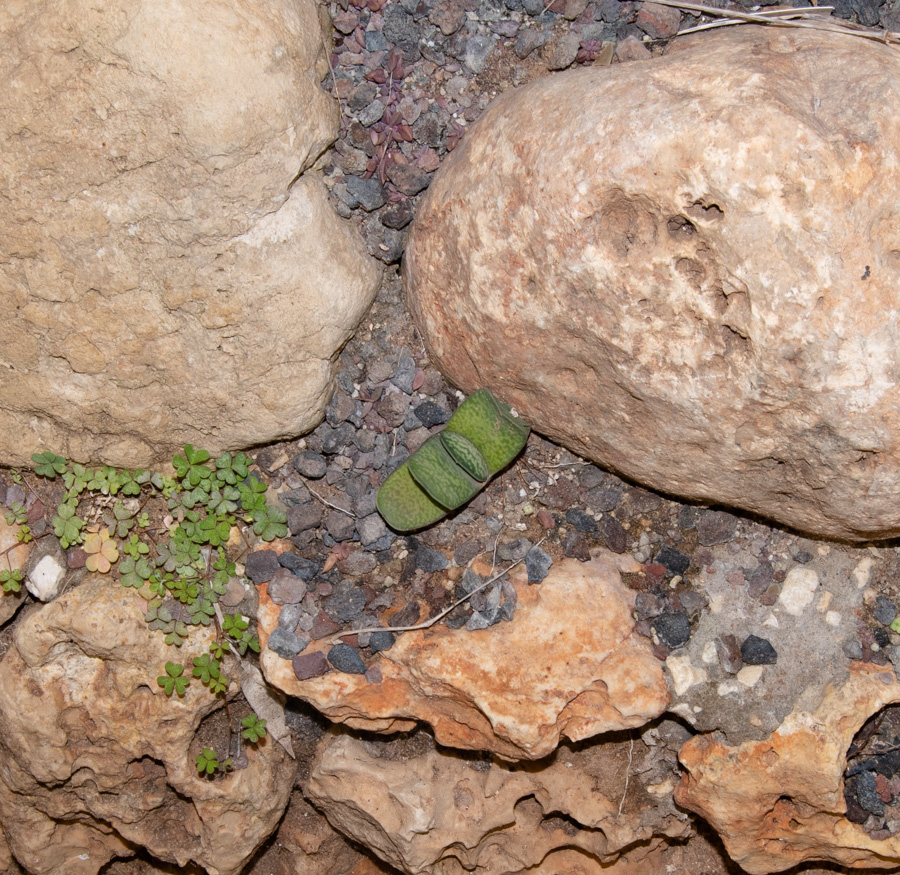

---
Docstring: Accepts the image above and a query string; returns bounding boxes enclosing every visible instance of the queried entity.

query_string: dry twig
[328,537,547,642]
[652,0,900,44]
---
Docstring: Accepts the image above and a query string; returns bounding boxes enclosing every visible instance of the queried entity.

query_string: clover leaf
[241,713,267,744]
[32,451,67,478]
[157,662,189,697]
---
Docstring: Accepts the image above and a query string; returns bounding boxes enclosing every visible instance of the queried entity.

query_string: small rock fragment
[653,612,691,649]
[874,595,897,626]
[777,567,819,616]
[328,644,368,674]
[267,568,308,605]
[565,508,597,533]
[696,511,737,546]
[24,543,66,602]
[654,546,690,576]
[415,544,449,572]
[268,626,309,659]
[368,630,395,652]
[245,550,281,585]
[740,634,777,665]
[600,515,627,553]
[293,650,331,681]
[293,451,328,479]
[716,634,743,674]
[523,546,553,584]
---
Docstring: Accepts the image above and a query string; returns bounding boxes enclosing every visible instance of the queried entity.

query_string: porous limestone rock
[676,662,900,873]
[307,726,691,874]
[259,551,668,760]
[0,577,293,875]
[0,0,379,469]
[404,26,900,542]
[0,515,32,625]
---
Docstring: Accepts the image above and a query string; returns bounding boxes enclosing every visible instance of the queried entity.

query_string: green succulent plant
[377,388,529,531]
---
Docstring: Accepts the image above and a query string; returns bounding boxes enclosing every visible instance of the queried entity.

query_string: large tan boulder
[0,0,379,469]
[676,663,900,873]
[0,578,293,874]
[404,26,900,542]
[259,551,668,760]
[307,727,691,874]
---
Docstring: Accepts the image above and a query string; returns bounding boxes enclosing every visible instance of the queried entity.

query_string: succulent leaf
[377,389,530,531]
[408,434,482,510]
[443,388,530,476]
[439,431,489,482]
[376,458,449,531]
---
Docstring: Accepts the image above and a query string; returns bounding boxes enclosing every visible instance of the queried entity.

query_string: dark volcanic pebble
[245,549,280,584]
[600,515,627,553]
[368,630,396,652]
[293,650,331,680]
[293,451,328,479]
[565,508,597,533]
[652,612,691,649]
[454,540,482,566]
[414,400,450,427]
[278,553,320,580]
[380,200,415,230]
[741,634,778,665]
[855,770,886,816]
[585,486,621,513]
[415,544,449,572]
[325,582,368,623]
[346,175,386,212]
[325,511,357,541]
[875,595,897,626]
[268,626,309,659]
[563,530,591,561]
[696,510,738,546]
[497,537,532,562]
[654,546,690,576]
[288,503,323,534]
[391,600,421,627]
[328,644,368,674]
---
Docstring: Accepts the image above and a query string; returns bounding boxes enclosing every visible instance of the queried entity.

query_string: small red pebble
[644,563,666,583]
[411,368,425,391]
[536,509,555,529]
[876,773,893,803]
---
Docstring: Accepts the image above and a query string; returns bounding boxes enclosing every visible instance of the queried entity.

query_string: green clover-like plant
[376,389,530,531]
[123,534,150,560]
[215,451,251,485]
[5,502,27,526]
[119,555,154,588]
[196,748,231,777]
[158,661,189,697]
[103,501,135,538]
[0,569,23,594]
[52,502,84,548]
[173,445,212,488]
[241,713,267,744]
[238,476,267,514]
[83,527,119,573]
[251,505,287,542]
[32,451,67,478]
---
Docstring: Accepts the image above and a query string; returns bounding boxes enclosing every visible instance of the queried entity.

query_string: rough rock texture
[661,533,866,743]
[404,26,900,542]
[0,0,380,468]
[0,515,31,625]
[260,551,668,759]
[676,662,900,873]
[307,726,691,874]
[0,578,293,875]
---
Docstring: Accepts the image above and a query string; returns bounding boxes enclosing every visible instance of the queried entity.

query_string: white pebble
[666,654,708,696]
[737,665,764,687]
[26,554,66,602]
[777,567,819,616]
